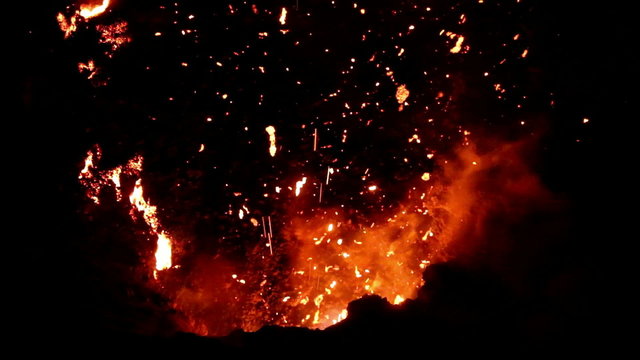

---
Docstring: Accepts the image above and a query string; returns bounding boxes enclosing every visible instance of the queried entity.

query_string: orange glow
[450,35,465,53]
[155,232,173,271]
[396,84,410,104]
[265,125,277,157]
[79,0,110,19]
[169,136,555,335]
[57,13,77,38]
[97,21,131,56]
[79,148,96,180]
[279,7,287,25]
[295,176,307,196]
[78,60,97,79]
[79,147,174,277]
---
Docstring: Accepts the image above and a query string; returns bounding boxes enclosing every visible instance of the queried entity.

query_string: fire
[79,0,110,19]
[67,0,552,339]
[56,0,111,38]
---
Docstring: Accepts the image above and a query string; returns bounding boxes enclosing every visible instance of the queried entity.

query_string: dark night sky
[13,0,631,354]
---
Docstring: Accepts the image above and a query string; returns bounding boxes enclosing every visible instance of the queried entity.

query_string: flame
[71,1,551,338]
[79,0,110,19]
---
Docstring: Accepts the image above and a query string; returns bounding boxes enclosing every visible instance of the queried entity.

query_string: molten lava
[79,147,174,278]
[79,0,110,19]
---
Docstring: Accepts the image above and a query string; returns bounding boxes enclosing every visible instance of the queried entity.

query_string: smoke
[433,135,567,287]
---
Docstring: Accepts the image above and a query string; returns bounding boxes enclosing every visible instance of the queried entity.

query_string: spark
[313,128,318,151]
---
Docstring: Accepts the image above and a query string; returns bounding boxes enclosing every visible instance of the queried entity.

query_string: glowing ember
[279,7,287,26]
[79,0,110,19]
[56,13,77,38]
[396,84,410,104]
[79,148,96,180]
[265,125,277,157]
[396,84,410,111]
[295,176,307,196]
[67,0,557,338]
[78,60,97,79]
[97,21,131,57]
[450,35,465,53]
[155,232,173,271]
[79,148,173,277]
